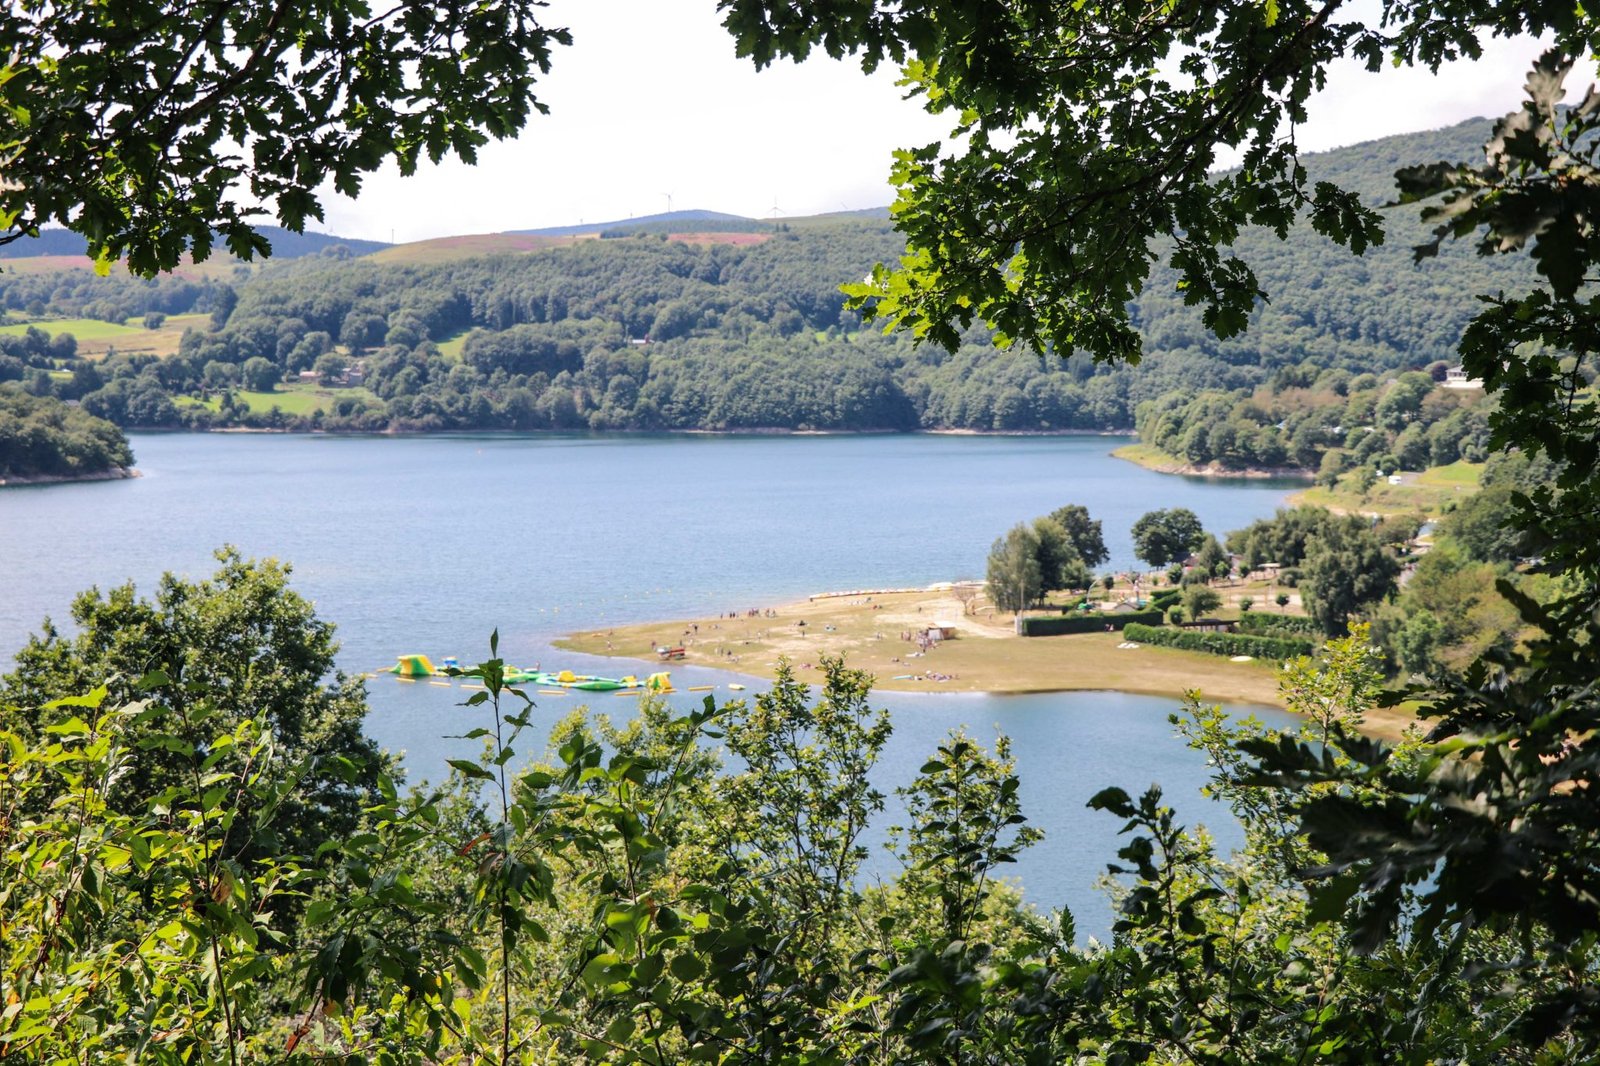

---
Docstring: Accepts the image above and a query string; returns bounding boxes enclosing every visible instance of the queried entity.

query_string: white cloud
[317,2,1559,244]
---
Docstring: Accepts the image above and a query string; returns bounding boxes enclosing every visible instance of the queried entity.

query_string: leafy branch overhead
[723,0,1593,362]
[1397,48,1600,300]
[0,1,571,275]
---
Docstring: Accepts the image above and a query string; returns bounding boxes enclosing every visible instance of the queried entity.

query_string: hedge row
[1150,588,1182,609]
[1237,613,1322,638]
[1019,609,1166,636]
[1122,623,1314,660]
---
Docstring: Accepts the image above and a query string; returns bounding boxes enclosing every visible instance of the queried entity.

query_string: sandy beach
[555,585,1418,740]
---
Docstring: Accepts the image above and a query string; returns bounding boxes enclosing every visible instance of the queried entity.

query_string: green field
[177,383,378,416]
[1291,460,1483,517]
[0,313,211,358]
[1,317,150,342]
[434,329,471,360]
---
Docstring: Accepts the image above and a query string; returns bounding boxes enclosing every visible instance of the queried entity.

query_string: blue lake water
[0,431,1300,937]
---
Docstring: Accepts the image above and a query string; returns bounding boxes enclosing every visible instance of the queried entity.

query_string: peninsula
[557,585,1418,740]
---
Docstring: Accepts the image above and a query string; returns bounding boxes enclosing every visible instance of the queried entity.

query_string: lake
[0,431,1300,937]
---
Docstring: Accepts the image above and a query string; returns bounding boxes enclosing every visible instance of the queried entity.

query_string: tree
[0,547,384,862]
[1131,508,1204,569]
[314,350,349,385]
[1443,484,1533,563]
[1031,516,1089,593]
[1300,522,1401,636]
[1046,504,1109,568]
[1181,584,1222,619]
[1193,533,1229,584]
[240,355,279,392]
[0,2,571,274]
[985,523,1042,615]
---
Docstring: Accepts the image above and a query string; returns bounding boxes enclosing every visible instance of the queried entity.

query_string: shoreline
[556,586,1288,705]
[555,586,1416,741]
[131,424,1142,439]
[0,465,140,488]
[1110,442,1313,481]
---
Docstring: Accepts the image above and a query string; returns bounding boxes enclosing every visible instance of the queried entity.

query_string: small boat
[656,645,686,661]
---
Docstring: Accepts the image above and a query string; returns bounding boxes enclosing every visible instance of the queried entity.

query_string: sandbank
[557,587,1417,741]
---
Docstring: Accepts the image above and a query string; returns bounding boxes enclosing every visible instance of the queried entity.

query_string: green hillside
[0,119,1536,433]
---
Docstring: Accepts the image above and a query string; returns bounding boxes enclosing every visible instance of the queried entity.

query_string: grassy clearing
[1290,460,1482,517]
[434,329,471,360]
[177,383,377,415]
[1,317,149,342]
[1110,441,1187,472]
[1,313,211,358]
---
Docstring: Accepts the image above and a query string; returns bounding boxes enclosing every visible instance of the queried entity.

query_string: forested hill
[1135,118,1521,372]
[0,119,1539,433]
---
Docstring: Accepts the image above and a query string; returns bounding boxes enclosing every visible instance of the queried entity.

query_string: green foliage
[1229,505,1361,571]
[1130,507,1204,569]
[1,547,383,864]
[0,385,133,479]
[5,119,1543,436]
[1181,584,1223,618]
[1016,609,1164,636]
[1149,587,1182,610]
[1301,521,1402,637]
[986,523,1042,615]
[1443,483,1535,562]
[1371,545,1524,675]
[1045,503,1109,568]
[1124,622,1314,660]
[0,682,312,1062]
[1236,612,1322,638]
[892,732,1042,943]
[1029,516,1083,593]
[1136,374,1494,475]
[0,2,571,274]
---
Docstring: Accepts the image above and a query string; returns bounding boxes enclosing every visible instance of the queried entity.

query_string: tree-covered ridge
[1134,364,1496,476]
[0,386,133,480]
[1,120,1542,434]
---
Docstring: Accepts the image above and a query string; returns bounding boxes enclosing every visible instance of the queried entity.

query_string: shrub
[1123,623,1314,659]
[1017,609,1165,636]
[1237,613,1322,637]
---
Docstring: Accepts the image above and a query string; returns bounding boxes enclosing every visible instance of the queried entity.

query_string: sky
[316,1,1554,244]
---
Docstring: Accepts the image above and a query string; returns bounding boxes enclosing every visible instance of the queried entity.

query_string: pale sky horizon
[316,2,1557,245]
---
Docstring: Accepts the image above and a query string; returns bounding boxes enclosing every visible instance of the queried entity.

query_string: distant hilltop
[0,226,392,261]
[0,207,897,270]
[506,207,891,238]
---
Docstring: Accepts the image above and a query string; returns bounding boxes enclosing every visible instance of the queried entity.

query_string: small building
[1443,366,1483,389]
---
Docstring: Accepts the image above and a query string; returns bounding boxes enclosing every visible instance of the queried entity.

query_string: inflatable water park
[380,654,674,694]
